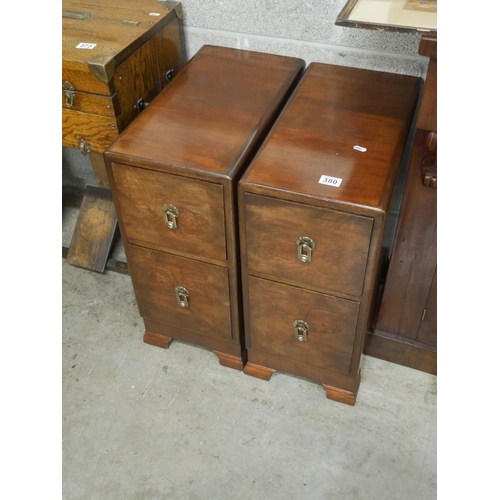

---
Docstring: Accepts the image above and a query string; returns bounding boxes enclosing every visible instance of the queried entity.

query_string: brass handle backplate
[294,320,309,342]
[296,236,315,263]
[175,286,189,308]
[162,204,179,229]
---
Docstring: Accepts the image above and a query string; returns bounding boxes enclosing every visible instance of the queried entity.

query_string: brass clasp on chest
[63,80,76,108]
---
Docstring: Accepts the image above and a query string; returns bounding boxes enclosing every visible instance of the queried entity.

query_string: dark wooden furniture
[238,63,421,403]
[104,46,305,370]
[62,0,186,272]
[365,36,437,374]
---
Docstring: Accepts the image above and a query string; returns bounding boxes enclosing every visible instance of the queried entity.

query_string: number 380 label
[318,175,343,187]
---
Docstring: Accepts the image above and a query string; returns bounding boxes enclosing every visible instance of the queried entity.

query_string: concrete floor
[62,258,437,500]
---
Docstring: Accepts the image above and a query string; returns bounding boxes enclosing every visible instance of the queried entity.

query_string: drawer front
[244,194,373,297]
[62,89,116,117]
[62,108,119,153]
[129,245,232,341]
[112,163,226,262]
[248,276,359,374]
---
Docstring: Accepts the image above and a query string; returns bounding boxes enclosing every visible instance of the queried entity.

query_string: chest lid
[240,63,421,214]
[105,45,305,179]
[62,0,181,94]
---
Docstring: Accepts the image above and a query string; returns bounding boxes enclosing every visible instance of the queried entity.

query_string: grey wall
[179,0,429,77]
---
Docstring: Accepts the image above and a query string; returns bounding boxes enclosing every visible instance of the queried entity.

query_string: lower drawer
[129,245,232,341]
[247,276,359,374]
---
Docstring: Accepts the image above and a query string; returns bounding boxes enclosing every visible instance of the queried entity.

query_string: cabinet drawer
[129,245,232,341]
[248,276,359,374]
[62,108,119,153]
[244,194,373,297]
[112,163,226,261]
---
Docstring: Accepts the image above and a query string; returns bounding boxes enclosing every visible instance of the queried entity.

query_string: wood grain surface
[66,186,118,272]
[111,162,227,262]
[62,0,178,93]
[105,45,306,177]
[129,245,232,341]
[244,193,373,297]
[240,63,421,214]
[248,276,359,374]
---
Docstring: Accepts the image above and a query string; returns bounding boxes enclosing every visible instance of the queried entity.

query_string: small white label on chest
[353,145,367,152]
[76,42,96,49]
[149,12,160,16]
[318,175,343,187]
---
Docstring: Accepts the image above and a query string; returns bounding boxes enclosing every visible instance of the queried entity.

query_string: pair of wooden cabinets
[105,45,423,404]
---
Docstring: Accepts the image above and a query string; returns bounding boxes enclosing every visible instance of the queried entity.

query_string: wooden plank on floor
[66,186,118,273]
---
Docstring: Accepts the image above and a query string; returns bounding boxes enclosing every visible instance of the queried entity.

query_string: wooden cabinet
[104,45,305,369]
[238,63,421,404]
[62,0,185,160]
[366,36,437,375]
[62,0,186,272]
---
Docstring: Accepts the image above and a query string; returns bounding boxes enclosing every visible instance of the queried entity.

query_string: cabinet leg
[243,362,276,381]
[213,351,246,371]
[322,374,360,406]
[89,151,111,189]
[143,331,173,349]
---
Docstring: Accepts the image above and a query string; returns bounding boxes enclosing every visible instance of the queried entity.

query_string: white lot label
[353,145,367,152]
[149,12,160,16]
[319,175,343,187]
[76,42,96,49]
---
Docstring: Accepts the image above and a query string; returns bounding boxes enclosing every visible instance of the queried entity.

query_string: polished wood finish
[367,36,437,375]
[239,63,420,403]
[105,46,305,368]
[214,351,247,371]
[323,378,360,406]
[245,194,373,297]
[66,186,118,273]
[248,277,359,373]
[111,163,227,262]
[143,331,173,349]
[62,0,186,271]
[129,245,233,341]
[243,363,277,381]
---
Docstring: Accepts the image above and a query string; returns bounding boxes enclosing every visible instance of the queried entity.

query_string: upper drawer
[243,194,373,297]
[112,163,226,262]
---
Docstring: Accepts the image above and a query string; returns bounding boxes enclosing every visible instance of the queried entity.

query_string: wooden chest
[62,0,186,184]
[238,63,421,403]
[104,46,305,369]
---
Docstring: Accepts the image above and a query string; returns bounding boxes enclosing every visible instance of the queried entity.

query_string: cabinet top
[62,0,180,77]
[105,45,305,179]
[240,63,421,215]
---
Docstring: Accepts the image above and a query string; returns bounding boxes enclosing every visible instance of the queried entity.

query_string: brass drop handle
[175,286,189,308]
[294,320,309,342]
[296,236,315,263]
[162,204,179,229]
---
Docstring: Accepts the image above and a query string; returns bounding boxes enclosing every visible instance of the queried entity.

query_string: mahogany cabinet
[366,36,437,375]
[104,45,305,369]
[238,63,421,404]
